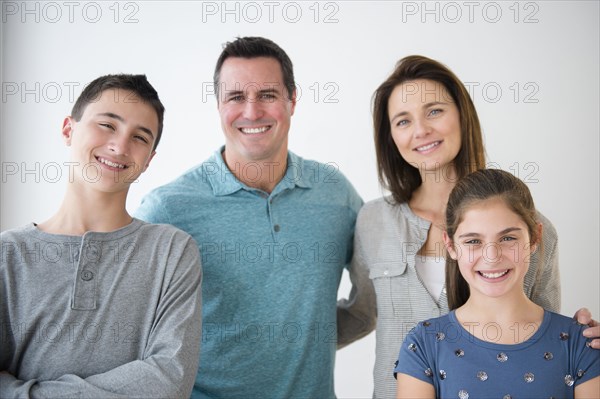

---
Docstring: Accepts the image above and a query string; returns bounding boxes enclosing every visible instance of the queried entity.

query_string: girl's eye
[501,236,517,242]
[464,239,481,245]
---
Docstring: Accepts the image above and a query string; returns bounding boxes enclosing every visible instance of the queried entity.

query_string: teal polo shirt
[135,148,363,398]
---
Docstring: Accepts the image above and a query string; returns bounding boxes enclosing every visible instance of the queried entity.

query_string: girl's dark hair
[445,169,541,310]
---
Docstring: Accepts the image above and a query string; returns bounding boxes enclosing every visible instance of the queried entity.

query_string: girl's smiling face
[445,196,539,301]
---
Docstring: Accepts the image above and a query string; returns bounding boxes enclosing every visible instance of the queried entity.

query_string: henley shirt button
[442,288,447,294]
[81,270,94,281]
[274,224,281,232]
[383,270,389,276]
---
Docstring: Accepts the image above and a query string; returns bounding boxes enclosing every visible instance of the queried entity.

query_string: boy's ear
[142,151,157,173]
[62,117,74,145]
[443,231,458,260]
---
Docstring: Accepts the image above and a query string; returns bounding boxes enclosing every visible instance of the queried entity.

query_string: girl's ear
[443,231,458,260]
[530,222,543,254]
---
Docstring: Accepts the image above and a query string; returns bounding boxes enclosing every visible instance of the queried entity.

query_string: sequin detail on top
[436,332,445,341]
[408,343,417,352]
[440,370,447,380]
[564,375,575,387]
[497,352,508,362]
[455,349,464,357]
[543,352,554,360]
[424,368,433,378]
[524,372,535,383]
[458,390,469,399]
[477,371,488,381]
[559,332,569,340]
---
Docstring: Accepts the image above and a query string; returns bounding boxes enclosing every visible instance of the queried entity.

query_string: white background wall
[1,1,598,397]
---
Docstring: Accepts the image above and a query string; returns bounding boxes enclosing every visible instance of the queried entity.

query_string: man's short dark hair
[71,74,165,151]
[213,36,296,101]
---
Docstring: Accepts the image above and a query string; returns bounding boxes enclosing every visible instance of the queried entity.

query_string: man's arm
[0,236,202,399]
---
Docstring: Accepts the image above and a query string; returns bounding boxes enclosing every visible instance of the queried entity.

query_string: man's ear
[289,89,297,116]
[62,117,74,145]
[443,231,458,260]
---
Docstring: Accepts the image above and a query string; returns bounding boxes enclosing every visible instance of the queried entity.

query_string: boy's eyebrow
[96,112,155,138]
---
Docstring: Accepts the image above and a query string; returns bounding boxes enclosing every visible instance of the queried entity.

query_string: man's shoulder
[134,219,195,241]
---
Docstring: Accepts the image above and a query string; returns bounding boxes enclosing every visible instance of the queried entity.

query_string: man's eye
[228,95,244,102]
[260,93,276,100]
[134,135,149,144]
[99,123,115,130]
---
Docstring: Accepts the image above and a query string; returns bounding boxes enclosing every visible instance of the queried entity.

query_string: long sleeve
[337,207,377,349]
[0,233,202,399]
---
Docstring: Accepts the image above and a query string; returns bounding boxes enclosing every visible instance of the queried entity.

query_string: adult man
[136,37,375,398]
[0,74,202,398]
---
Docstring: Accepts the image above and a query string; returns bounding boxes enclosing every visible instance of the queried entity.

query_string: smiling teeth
[480,270,509,279]
[241,126,269,134]
[98,157,126,169]
[416,141,440,151]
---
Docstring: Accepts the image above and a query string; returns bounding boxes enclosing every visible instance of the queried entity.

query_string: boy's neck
[37,186,133,235]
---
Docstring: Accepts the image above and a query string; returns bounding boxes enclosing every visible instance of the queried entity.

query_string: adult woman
[354,55,590,398]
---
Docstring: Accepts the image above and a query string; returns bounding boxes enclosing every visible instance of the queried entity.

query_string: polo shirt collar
[205,147,312,197]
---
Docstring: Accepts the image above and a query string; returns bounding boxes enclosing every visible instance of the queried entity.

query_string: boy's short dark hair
[71,74,165,150]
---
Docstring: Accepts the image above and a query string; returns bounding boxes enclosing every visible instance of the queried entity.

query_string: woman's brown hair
[372,55,486,203]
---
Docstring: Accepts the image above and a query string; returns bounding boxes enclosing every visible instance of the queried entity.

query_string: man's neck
[37,186,132,235]
[222,150,288,194]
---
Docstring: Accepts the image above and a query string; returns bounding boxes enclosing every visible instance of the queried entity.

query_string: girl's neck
[455,293,544,344]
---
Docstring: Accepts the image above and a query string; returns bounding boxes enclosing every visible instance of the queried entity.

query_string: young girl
[394,169,599,398]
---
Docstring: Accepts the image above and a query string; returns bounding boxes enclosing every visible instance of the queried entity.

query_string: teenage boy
[0,74,202,398]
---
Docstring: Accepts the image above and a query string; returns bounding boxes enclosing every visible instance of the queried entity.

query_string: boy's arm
[0,238,202,399]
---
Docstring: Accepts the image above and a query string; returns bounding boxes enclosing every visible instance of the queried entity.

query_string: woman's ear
[443,231,458,260]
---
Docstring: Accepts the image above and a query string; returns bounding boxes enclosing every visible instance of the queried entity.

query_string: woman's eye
[396,119,409,127]
[429,108,443,116]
